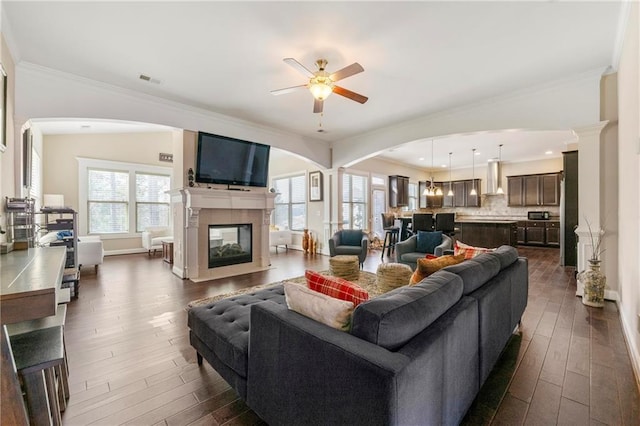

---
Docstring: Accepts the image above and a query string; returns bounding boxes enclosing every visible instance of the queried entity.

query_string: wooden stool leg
[44,368,62,426]
[22,370,54,426]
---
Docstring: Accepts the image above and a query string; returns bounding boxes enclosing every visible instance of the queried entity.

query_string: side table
[162,239,174,264]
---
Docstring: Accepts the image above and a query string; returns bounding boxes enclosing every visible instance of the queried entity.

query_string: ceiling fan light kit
[272,57,368,114]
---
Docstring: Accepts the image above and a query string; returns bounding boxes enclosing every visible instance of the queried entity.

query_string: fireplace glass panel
[208,224,252,268]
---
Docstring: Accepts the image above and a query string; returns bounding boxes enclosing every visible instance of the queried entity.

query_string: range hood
[486,159,504,195]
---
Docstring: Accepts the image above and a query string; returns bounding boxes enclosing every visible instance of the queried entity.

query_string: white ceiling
[3,1,624,169]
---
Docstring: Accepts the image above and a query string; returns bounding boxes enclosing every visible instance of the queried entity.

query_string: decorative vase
[578,259,606,308]
[302,229,309,254]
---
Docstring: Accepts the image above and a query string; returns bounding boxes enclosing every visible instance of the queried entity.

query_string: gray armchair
[395,232,452,270]
[328,229,369,268]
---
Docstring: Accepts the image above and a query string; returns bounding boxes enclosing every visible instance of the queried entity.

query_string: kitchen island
[454,219,518,248]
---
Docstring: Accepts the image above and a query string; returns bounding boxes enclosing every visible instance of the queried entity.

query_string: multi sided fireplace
[208,224,253,268]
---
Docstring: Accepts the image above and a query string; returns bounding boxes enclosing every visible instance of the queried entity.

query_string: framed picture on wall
[0,63,7,153]
[309,171,323,202]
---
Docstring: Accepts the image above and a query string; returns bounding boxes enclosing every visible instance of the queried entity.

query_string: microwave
[528,211,550,220]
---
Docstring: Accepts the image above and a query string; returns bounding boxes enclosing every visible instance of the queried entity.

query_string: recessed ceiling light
[80,124,91,129]
[545,150,553,155]
[475,151,481,156]
[418,157,425,161]
[441,164,447,168]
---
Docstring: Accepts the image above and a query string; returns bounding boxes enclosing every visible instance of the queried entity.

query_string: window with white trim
[405,182,418,211]
[272,174,306,231]
[342,173,368,230]
[78,158,172,236]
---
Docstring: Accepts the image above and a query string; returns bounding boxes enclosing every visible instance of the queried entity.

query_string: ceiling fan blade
[329,62,364,82]
[283,58,314,78]
[333,85,369,104]
[270,84,307,96]
[313,99,324,114]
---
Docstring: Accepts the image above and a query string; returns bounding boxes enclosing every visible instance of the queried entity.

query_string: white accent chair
[142,226,172,256]
[78,235,104,271]
[270,229,292,253]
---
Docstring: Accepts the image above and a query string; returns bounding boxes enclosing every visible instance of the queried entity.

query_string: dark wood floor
[61,246,639,425]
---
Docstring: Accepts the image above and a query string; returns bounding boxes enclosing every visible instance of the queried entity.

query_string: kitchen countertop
[455,219,518,224]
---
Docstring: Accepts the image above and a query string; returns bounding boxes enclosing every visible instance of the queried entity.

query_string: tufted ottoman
[329,255,360,281]
[376,262,413,292]
[187,285,285,399]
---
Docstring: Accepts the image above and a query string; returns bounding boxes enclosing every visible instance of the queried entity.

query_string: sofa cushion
[409,254,466,284]
[187,285,285,377]
[483,245,519,270]
[305,270,369,307]
[443,255,501,295]
[284,282,354,331]
[416,231,443,254]
[350,271,463,350]
[340,230,363,246]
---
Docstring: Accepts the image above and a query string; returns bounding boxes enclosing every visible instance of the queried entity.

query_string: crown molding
[610,0,633,73]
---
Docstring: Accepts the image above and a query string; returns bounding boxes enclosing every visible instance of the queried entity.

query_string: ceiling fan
[271,58,368,114]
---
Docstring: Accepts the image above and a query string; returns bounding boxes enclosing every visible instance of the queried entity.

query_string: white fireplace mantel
[169,188,277,281]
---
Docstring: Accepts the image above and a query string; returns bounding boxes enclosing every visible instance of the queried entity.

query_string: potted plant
[578,218,606,307]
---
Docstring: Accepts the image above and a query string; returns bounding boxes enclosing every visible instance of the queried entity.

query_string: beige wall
[617,2,640,384]
[42,131,174,251]
[269,148,327,251]
[0,32,16,241]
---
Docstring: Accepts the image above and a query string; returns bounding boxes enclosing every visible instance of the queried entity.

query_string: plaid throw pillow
[305,270,369,307]
[454,240,495,259]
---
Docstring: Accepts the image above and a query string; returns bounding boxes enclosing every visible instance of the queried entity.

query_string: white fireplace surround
[169,188,276,282]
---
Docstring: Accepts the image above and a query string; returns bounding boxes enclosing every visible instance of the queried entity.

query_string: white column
[574,121,608,296]
[185,207,201,280]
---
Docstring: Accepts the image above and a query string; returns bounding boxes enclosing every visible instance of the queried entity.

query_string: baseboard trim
[617,300,640,394]
[104,248,150,256]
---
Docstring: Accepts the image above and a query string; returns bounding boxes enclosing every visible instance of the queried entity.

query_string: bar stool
[10,326,66,426]
[7,305,69,425]
[381,213,400,260]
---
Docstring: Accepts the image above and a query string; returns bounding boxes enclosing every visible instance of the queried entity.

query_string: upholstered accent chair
[395,230,453,270]
[328,229,369,268]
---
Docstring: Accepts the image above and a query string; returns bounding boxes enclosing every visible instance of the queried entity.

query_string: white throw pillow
[284,282,354,331]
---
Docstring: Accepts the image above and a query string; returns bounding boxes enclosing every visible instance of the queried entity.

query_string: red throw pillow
[454,240,495,259]
[305,270,369,307]
[425,254,438,259]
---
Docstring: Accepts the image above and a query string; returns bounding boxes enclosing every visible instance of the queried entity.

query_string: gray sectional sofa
[187,245,528,425]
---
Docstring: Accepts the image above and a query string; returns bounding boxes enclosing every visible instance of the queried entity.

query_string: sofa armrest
[361,233,369,252]
[396,235,417,258]
[247,302,410,425]
[328,233,340,256]
[434,234,453,257]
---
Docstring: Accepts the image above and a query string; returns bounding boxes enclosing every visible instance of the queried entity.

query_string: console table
[1,247,66,425]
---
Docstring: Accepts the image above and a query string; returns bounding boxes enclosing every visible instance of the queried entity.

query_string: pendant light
[423,140,442,196]
[470,148,477,196]
[496,144,504,195]
[447,152,454,197]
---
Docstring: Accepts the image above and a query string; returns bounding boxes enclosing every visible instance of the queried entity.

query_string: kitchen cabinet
[455,220,518,247]
[517,221,526,245]
[545,221,560,247]
[389,175,409,207]
[507,173,561,207]
[443,179,481,207]
[525,221,546,245]
[518,220,560,247]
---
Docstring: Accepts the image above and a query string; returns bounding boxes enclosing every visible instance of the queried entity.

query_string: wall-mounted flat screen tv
[195,131,270,188]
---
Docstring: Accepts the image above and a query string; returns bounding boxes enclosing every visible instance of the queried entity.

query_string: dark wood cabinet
[545,221,560,247]
[389,175,409,207]
[465,179,481,207]
[453,181,466,207]
[507,173,561,206]
[518,220,560,247]
[525,221,546,245]
[517,221,527,245]
[456,221,518,248]
[562,151,578,266]
[508,177,524,206]
[427,182,444,208]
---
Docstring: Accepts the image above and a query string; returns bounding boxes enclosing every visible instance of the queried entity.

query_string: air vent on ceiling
[139,74,161,84]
